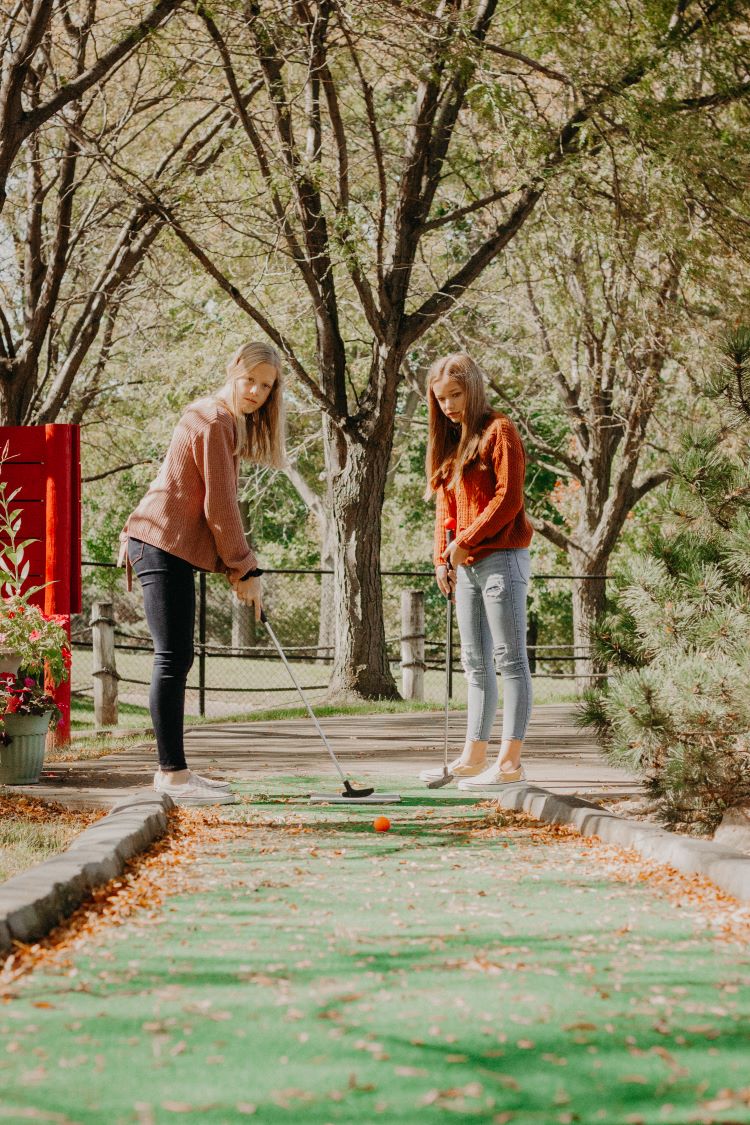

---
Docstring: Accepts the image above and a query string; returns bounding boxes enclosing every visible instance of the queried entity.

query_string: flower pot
[0,650,22,677]
[0,711,52,785]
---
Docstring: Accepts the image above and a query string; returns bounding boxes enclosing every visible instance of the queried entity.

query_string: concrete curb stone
[498,783,750,903]
[0,790,173,958]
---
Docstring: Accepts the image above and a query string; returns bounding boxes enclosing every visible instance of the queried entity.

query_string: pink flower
[24,677,35,688]
[28,630,40,641]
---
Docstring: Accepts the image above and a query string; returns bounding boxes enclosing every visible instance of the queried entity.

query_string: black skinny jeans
[128,538,195,771]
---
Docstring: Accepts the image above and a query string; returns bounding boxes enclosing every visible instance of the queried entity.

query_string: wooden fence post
[401,589,425,701]
[91,601,118,728]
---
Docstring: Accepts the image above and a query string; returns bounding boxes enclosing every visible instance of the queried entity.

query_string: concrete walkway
[25,704,640,808]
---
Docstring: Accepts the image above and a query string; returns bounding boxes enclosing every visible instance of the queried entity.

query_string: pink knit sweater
[433,413,533,566]
[122,397,257,584]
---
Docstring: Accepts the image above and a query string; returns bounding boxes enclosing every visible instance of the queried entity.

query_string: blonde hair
[424,352,494,497]
[221,341,286,467]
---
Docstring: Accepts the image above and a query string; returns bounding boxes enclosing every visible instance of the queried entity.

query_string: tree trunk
[0,360,35,425]
[568,546,608,691]
[324,405,400,700]
[317,528,335,665]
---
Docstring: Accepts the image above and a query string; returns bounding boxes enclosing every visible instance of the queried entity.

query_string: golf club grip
[445,522,454,602]
[443,528,454,767]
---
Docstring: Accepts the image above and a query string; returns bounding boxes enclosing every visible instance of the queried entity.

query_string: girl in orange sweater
[122,341,285,806]
[420,353,534,790]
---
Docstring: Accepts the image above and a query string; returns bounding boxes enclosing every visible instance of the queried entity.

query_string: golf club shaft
[261,614,348,786]
[444,527,454,770]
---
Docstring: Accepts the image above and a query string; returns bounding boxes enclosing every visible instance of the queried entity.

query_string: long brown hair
[220,341,286,467]
[424,352,493,497]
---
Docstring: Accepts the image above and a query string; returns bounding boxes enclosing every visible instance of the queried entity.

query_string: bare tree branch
[0,0,185,209]
[335,8,389,294]
[158,202,338,420]
[247,0,349,412]
[528,513,573,552]
[523,273,591,454]
[487,376,585,481]
[422,186,512,232]
[83,458,155,484]
[402,0,738,345]
[482,40,574,86]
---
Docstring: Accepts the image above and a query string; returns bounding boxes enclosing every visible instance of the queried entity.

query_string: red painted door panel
[0,424,82,745]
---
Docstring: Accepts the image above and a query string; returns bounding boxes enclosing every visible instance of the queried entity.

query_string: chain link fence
[71,562,592,721]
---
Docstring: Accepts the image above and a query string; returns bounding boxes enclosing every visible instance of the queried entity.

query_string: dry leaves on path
[0,806,246,994]
[0,793,105,829]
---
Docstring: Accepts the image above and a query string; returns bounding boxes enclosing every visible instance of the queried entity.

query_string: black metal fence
[72,561,599,719]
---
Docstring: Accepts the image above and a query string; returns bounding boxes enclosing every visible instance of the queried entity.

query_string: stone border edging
[0,790,173,958]
[497,783,750,903]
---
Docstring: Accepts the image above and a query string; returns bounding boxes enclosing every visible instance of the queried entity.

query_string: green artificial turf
[1,778,749,1124]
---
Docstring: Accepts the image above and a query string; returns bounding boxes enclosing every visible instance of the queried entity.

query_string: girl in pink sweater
[122,342,286,806]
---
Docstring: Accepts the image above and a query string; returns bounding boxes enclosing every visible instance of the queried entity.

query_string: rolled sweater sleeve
[454,418,526,552]
[193,415,257,584]
[433,486,457,566]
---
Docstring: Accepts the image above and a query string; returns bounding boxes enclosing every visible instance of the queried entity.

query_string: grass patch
[71,695,151,731]
[71,647,577,727]
[47,732,148,763]
[186,697,452,725]
[69,677,577,739]
[0,795,105,884]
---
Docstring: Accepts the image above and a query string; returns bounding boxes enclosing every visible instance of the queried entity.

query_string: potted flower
[0,674,62,785]
[0,597,71,681]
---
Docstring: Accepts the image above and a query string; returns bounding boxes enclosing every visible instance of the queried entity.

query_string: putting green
[1,777,749,1124]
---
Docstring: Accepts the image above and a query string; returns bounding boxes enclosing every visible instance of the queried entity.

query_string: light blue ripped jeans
[454,548,533,743]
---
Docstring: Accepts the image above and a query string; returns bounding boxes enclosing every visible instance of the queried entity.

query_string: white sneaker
[457,763,527,791]
[154,769,231,792]
[153,770,238,806]
[419,758,488,783]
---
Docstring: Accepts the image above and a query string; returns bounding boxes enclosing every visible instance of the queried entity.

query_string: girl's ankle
[461,746,488,767]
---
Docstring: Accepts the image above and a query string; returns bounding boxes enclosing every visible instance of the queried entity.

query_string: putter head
[343,781,376,799]
[426,769,453,790]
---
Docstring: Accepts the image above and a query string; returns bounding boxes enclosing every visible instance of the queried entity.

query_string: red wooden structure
[0,425,81,745]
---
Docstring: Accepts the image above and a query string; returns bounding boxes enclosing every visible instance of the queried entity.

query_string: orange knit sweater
[122,397,257,584]
[433,413,533,567]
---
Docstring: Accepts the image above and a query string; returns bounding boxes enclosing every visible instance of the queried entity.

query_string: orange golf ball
[373,815,391,833]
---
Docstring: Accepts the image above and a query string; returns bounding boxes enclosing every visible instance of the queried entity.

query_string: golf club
[427,516,457,789]
[260,610,400,804]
